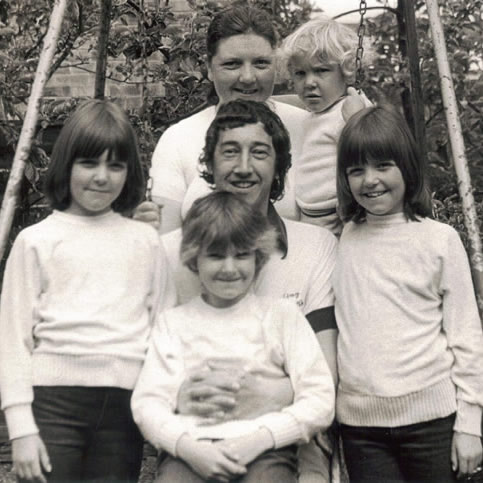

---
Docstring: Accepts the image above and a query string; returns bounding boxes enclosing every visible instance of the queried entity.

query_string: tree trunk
[94,0,112,99]
[425,0,483,320]
[0,0,68,261]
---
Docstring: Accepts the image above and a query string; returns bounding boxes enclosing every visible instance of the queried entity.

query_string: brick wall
[42,0,190,110]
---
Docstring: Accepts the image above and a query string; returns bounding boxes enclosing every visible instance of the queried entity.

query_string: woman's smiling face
[207,33,276,104]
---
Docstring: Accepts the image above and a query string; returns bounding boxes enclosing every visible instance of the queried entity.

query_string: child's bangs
[202,217,256,255]
[70,115,135,163]
[339,119,400,171]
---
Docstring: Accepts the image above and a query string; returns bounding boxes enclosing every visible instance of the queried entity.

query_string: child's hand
[12,434,51,483]
[132,201,162,230]
[176,434,247,481]
[341,86,366,122]
[451,431,483,478]
[215,427,274,466]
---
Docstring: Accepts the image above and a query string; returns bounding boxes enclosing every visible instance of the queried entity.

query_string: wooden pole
[0,0,68,261]
[94,0,112,99]
[397,0,427,162]
[425,0,483,317]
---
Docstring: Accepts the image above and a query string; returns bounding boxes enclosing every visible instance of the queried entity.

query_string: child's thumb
[39,440,52,473]
[450,437,457,472]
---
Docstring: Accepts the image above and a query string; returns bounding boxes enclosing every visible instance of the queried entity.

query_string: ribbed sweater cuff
[4,404,38,440]
[455,400,482,437]
[255,412,303,448]
[337,378,457,427]
[145,417,189,457]
[163,423,191,457]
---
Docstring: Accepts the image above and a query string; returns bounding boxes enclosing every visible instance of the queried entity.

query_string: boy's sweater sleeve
[441,229,483,436]
[254,301,335,447]
[0,233,41,440]
[131,313,189,456]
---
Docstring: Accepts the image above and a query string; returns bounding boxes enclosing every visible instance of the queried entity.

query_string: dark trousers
[155,445,297,482]
[25,386,144,483]
[340,414,457,483]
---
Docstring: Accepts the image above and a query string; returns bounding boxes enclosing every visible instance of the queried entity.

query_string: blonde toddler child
[282,16,371,235]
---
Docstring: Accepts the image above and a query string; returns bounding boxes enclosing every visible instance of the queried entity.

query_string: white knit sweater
[131,293,335,456]
[333,213,483,436]
[0,210,175,440]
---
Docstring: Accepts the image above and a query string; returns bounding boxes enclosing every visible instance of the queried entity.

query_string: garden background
[0,0,482,479]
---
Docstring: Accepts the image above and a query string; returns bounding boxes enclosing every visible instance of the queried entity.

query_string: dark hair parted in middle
[337,105,433,223]
[44,99,145,213]
[200,99,292,203]
[206,4,277,62]
[181,191,277,276]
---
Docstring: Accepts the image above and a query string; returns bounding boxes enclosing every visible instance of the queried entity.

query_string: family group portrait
[0,0,482,481]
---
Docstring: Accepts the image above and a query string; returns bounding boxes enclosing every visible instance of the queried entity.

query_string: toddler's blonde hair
[281,16,363,85]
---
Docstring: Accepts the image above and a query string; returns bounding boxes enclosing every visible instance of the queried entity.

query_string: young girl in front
[0,100,173,482]
[131,191,335,482]
[334,105,483,482]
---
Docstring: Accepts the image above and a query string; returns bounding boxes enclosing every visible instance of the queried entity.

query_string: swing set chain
[355,0,367,92]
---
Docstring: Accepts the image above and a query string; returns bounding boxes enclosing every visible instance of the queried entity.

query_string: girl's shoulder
[12,212,59,244]
[417,217,466,253]
[120,216,159,239]
[408,216,461,244]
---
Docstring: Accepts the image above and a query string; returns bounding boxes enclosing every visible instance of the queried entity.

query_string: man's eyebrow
[218,141,240,147]
[218,141,272,148]
[251,141,272,148]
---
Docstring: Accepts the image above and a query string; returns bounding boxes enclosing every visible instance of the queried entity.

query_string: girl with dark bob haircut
[336,105,433,223]
[181,191,277,276]
[0,98,172,482]
[200,99,292,203]
[44,99,145,213]
[333,104,483,482]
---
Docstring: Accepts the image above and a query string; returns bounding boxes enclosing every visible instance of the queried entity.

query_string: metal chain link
[355,0,367,92]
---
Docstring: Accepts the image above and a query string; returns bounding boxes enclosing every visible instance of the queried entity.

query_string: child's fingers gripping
[342,86,366,122]
[217,448,247,477]
[215,440,239,461]
[132,201,162,229]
